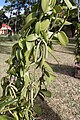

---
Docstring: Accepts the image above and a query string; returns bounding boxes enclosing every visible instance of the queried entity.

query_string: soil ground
[40,39,80,120]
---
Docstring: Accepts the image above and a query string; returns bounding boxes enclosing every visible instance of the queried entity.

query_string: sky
[0,0,5,7]
[0,0,9,17]
[0,0,24,18]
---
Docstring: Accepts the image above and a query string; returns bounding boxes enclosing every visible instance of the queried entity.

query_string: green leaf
[35,21,41,35]
[13,111,19,120]
[15,79,22,89]
[16,49,20,60]
[41,31,48,42]
[0,98,18,110]
[20,50,23,60]
[12,43,18,56]
[57,31,68,46]
[0,115,15,120]
[6,57,13,65]
[26,34,38,42]
[64,21,72,25]
[33,104,42,116]
[24,72,30,88]
[41,40,48,61]
[41,0,49,13]
[44,62,54,75]
[20,86,27,99]
[50,0,56,7]
[48,47,59,63]
[31,87,34,107]
[40,89,51,97]
[16,49,23,61]
[25,12,37,28]
[20,68,24,77]
[0,96,9,103]
[41,19,50,31]
[25,109,29,120]
[52,17,72,25]
[34,81,40,98]
[10,84,18,92]
[25,51,30,69]
[54,5,62,13]
[8,67,16,75]
[45,72,56,84]
[26,42,34,51]
[35,41,41,62]
[64,0,73,9]
[48,31,53,38]
[18,38,24,49]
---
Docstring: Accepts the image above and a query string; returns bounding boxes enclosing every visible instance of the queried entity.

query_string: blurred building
[0,23,14,35]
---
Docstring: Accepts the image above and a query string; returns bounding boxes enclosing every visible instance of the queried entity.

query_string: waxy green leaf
[41,19,50,31]
[26,42,34,51]
[45,73,56,84]
[64,0,73,9]
[24,72,30,88]
[44,62,54,74]
[26,34,38,42]
[58,31,68,46]
[25,12,37,28]
[40,89,51,97]
[41,0,49,13]
[33,104,42,116]
[0,98,18,110]
[50,0,56,7]
[0,115,15,120]
[35,21,41,35]
[19,39,24,49]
